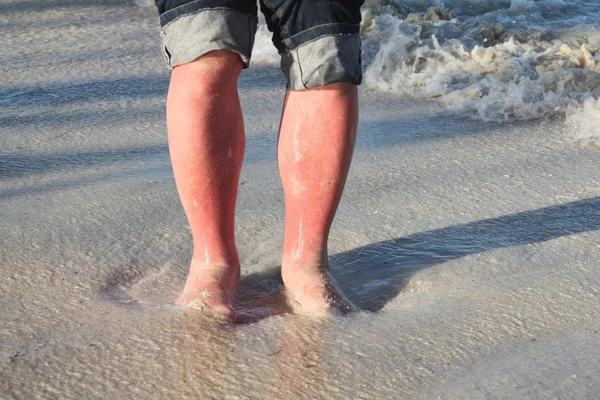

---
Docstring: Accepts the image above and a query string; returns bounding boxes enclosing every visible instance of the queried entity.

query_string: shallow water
[2,0,600,398]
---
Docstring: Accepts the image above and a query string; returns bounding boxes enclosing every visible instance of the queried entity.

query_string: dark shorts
[155,0,364,90]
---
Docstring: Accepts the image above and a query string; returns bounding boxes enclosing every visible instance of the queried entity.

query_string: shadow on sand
[235,197,600,321]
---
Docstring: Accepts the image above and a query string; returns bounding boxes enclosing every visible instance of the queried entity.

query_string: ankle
[282,246,328,269]
[281,258,329,275]
[190,254,240,271]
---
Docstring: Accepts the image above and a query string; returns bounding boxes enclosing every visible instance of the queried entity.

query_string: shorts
[155,0,364,90]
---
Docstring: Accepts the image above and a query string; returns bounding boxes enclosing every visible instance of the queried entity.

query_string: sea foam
[360,0,600,140]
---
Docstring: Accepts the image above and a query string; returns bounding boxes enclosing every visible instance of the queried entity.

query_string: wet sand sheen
[1,0,599,398]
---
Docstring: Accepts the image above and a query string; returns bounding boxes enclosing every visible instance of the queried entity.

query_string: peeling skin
[290,177,306,196]
[291,120,303,163]
[294,218,304,263]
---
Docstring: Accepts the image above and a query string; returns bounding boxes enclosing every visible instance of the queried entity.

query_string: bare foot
[176,262,240,322]
[281,264,357,315]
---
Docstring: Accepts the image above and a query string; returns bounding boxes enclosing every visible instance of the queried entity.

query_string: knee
[171,50,244,93]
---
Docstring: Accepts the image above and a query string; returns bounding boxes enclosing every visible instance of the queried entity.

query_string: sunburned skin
[282,265,357,315]
[167,51,245,321]
[176,262,240,322]
[277,84,359,316]
[168,51,359,322]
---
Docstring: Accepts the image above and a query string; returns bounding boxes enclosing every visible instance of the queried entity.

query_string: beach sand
[1,0,599,398]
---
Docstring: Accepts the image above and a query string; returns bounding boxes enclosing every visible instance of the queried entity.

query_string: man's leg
[278,82,359,313]
[167,50,245,320]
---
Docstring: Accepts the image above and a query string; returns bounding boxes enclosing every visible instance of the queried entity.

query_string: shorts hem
[281,34,362,91]
[160,8,258,69]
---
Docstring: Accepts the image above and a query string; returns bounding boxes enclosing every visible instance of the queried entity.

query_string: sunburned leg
[167,50,245,321]
[278,82,359,314]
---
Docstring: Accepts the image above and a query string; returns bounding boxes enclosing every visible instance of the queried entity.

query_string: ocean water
[250,0,600,141]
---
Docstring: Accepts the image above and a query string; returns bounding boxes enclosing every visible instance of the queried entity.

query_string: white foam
[360,0,600,130]
[250,16,280,66]
[249,1,600,131]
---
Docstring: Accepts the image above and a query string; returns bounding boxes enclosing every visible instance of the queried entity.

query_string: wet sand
[1,1,599,398]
